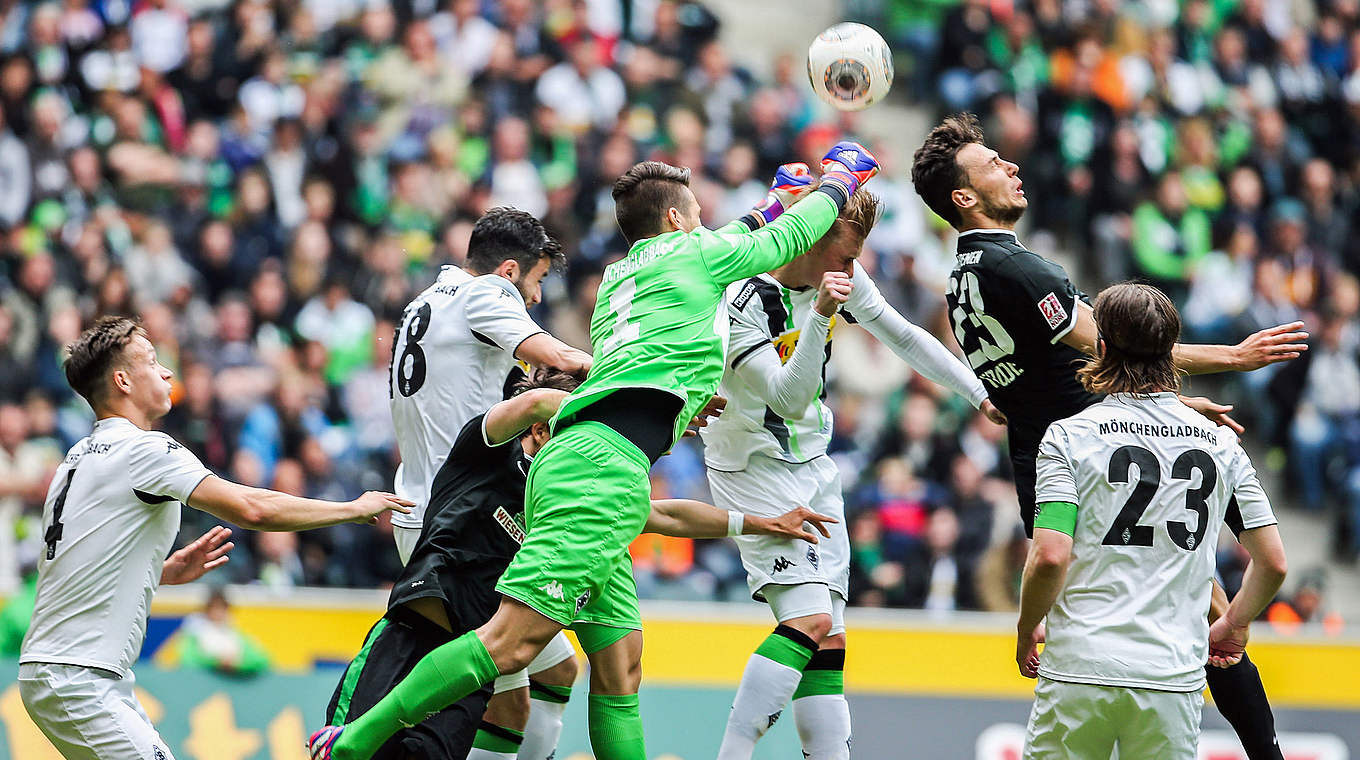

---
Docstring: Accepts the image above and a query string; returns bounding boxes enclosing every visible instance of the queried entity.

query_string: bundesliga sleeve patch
[1038,292,1068,330]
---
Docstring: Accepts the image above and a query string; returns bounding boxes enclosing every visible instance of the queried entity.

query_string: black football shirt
[945,229,1102,531]
[387,413,531,631]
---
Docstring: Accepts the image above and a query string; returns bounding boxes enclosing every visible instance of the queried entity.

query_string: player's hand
[161,526,234,586]
[353,491,415,524]
[752,162,815,225]
[1233,321,1309,370]
[814,271,853,317]
[1016,622,1044,678]
[820,141,880,195]
[1208,616,1250,668]
[1179,395,1244,435]
[683,394,728,437]
[981,399,1007,426]
[751,506,838,544]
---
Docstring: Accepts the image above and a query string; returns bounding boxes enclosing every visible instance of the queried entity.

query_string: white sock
[794,694,851,759]
[717,627,817,760]
[468,723,523,759]
[518,697,568,760]
[466,749,516,760]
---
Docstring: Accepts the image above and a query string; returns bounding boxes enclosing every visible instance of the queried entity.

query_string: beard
[980,194,1027,225]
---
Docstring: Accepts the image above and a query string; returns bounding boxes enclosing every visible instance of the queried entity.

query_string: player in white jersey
[19,316,411,760]
[387,208,590,760]
[1015,284,1288,759]
[703,189,1006,759]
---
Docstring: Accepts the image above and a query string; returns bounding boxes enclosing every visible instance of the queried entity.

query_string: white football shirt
[1034,392,1277,692]
[389,266,544,528]
[20,417,211,677]
[704,261,985,471]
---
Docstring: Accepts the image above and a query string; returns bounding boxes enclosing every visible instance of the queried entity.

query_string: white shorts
[1024,677,1202,760]
[708,455,848,602]
[393,524,421,565]
[492,630,577,695]
[18,662,176,760]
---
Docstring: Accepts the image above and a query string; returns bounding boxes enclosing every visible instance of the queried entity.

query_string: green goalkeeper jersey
[553,191,843,449]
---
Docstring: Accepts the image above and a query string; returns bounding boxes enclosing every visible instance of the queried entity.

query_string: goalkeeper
[308,142,880,760]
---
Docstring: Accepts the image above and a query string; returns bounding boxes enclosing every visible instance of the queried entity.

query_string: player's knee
[537,652,579,687]
[783,613,833,644]
[484,688,532,731]
[820,632,846,650]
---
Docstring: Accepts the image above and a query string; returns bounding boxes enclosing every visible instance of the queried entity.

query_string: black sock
[1204,652,1283,760]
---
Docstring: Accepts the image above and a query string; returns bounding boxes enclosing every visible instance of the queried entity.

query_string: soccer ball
[807,23,894,111]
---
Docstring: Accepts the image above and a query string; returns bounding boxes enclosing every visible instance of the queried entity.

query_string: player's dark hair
[911,113,985,229]
[612,161,693,244]
[513,366,582,396]
[1078,283,1183,396]
[64,316,145,407]
[466,207,565,276]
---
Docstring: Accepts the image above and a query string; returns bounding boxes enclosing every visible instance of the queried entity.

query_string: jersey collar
[1106,391,1180,405]
[957,228,1019,240]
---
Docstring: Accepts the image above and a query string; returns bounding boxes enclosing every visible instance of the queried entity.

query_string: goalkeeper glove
[820,141,880,197]
[750,162,815,226]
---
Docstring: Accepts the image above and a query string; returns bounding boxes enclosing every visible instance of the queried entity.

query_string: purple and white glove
[819,141,880,197]
[752,162,815,225]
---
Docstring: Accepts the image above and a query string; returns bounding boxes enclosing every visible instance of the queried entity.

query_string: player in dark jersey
[910,113,1308,760]
[319,368,835,760]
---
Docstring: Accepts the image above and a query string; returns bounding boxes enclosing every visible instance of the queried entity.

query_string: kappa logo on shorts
[1038,292,1068,330]
[575,591,591,615]
[767,710,783,728]
[806,545,819,570]
[540,580,566,601]
[153,747,166,760]
[772,556,797,574]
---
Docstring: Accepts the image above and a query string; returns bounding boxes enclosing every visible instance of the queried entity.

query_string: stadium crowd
[0,0,1351,622]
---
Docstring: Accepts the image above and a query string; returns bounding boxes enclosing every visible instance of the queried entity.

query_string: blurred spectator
[1267,568,1345,635]
[1131,170,1211,305]
[901,508,978,612]
[173,588,271,676]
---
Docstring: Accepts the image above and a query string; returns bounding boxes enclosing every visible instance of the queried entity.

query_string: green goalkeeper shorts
[496,421,650,631]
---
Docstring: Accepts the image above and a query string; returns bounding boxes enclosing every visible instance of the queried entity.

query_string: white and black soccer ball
[807,22,894,112]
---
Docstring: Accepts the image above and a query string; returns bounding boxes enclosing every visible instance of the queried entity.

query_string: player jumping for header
[19,317,411,760]
[705,186,1005,760]
[1016,283,1287,759]
[324,366,833,760]
[910,113,1305,760]
[308,142,882,760]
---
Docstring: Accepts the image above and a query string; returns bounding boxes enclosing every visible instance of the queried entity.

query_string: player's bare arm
[484,388,570,445]
[515,332,593,376]
[187,476,412,531]
[644,500,836,543]
[160,525,235,585]
[1208,524,1288,668]
[1015,525,1073,678]
[1061,302,1308,374]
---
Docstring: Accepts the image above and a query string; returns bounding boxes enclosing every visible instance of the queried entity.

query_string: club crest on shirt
[494,506,526,544]
[771,319,837,364]
[1038,292,1068,330]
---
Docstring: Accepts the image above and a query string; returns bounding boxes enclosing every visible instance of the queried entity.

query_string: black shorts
[325,607,492,759]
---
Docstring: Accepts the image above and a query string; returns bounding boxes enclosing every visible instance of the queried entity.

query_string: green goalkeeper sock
[468,722,524,759]
[587,693,647,760]
[333,631,499,759]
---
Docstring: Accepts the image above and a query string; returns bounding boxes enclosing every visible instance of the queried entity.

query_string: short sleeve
[998,253,1081,344]
[726,281,773,370]
[127,433,212,504]
[1034,423,1078,505]
[842,261,888,324]
[1224,443,1277,537]
[463,279,545,353]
